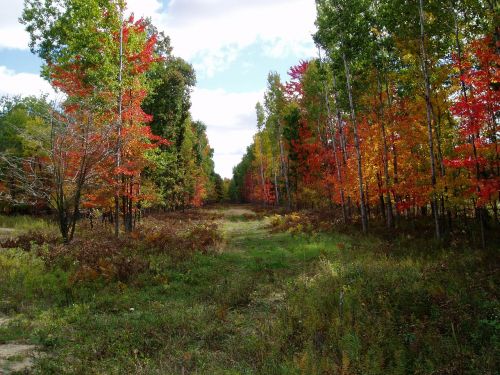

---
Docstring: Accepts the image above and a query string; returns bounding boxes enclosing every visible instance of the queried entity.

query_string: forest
[0,2,224,243]
[0,0,498,374]
[230,0,499,247]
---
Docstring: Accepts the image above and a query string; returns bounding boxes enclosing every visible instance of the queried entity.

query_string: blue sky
[0,0,317,178]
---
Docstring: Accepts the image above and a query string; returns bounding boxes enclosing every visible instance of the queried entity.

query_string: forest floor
[0,205,498,374]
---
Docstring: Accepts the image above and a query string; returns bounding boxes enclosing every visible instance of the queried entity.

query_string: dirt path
[0,229,16,242]
[0,317,36,374]
[215,205,272,252]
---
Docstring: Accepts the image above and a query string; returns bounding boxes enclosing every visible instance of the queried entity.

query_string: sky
[0,0,317,178]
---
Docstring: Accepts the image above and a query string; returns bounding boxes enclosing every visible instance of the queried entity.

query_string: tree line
[0,0,224,242]
[230,0,499,245]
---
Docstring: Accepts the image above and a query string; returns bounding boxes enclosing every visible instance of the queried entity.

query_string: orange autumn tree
[50,15,166,239]
[233,35,497,239]
[445,36,500,242]
[80,15,168,233]
[18,0,167,240]
[113,15,168,232]
[0,58,117,243]
[231,1,498,246]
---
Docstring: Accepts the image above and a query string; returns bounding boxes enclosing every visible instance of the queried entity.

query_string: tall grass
[0,207,497,374]
[0,215,54,232]
[268,242,499,374]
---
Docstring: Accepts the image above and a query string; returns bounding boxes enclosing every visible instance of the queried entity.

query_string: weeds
[0,230,59,251]
[0,206,497,374]
[268,212,335,236]
[270,247,499,374]
[0,215,54,232]
[138,217,222,261]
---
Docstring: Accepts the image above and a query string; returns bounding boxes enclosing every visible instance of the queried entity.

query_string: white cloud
[0,66,57,98]
[127,0,317,77]
[126,0,165,22]
[191,87,263,178]
[0,0,318,178]
[162,0,317,77]
[0,0,30,49]
[0,0,317,72]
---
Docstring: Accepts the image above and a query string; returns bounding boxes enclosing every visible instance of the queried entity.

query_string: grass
[0,215,55,234]
[0,206,498,374]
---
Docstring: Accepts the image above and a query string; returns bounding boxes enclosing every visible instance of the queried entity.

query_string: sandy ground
[0,317,36,374]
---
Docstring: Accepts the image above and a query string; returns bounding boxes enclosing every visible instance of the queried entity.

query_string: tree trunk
[419,0,440,239]
[273,159,279,206]
[258,134,267,205]
[279,134,291,211]
[377,76,394,229]
[114,12,124,237]
[318,48,347,223]
[343,53,368,232]
[331,73,348,223]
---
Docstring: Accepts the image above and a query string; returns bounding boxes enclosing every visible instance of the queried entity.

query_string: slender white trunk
[115,13,124,237]
[419,0,440,239]
[318,49,347,223]
[343,53,367,232]
[258,134,267,204]
[377,76,394,229]
[279,133,291,210]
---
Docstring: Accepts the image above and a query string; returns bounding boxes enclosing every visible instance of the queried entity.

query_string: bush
[0,230,59,251]
[49,235,149,284]
[268,212,334,236]
[139,220,222,261]
[185,223,223,253]
[1,210,225,290]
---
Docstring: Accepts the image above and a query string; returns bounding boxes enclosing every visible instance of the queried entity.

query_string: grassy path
[0,206,344,374]
[0,206,497,374]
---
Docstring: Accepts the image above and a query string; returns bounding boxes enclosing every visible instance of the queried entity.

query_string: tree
[20,0,167,239]
[231,0,498,244]
[445,36,500,246]
[315,0,372,232]
[265,72,291,210]
[0,95,112,242]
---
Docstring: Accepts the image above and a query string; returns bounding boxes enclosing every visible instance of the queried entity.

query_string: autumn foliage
[232,35,499,241]
[0,7,220,241]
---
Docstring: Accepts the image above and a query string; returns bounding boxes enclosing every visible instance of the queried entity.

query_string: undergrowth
[269,247,499,374]
[0,206,497,374]
[0,215,55,233]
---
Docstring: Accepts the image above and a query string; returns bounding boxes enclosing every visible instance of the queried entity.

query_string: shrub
[0,230,59,251]
[139,220,222,262]
[185,223,223,253]
[268,212,325,236]
[27,228,149,284]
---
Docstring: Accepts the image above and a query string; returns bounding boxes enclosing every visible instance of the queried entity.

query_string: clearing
[0,205,497,374]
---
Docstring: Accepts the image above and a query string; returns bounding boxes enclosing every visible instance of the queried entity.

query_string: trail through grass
[0,206,497,374]
[0,206,344,374]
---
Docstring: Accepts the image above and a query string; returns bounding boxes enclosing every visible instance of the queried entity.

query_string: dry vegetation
[0,206,498,374]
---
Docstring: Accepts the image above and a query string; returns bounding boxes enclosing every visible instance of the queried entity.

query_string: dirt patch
[0,318,36,373]
[0,343,36,372]
[0,228,16,242]
[0,228,16,233]
[7,357,34,373]
[0,317,11,327]
[0,344,36,357]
